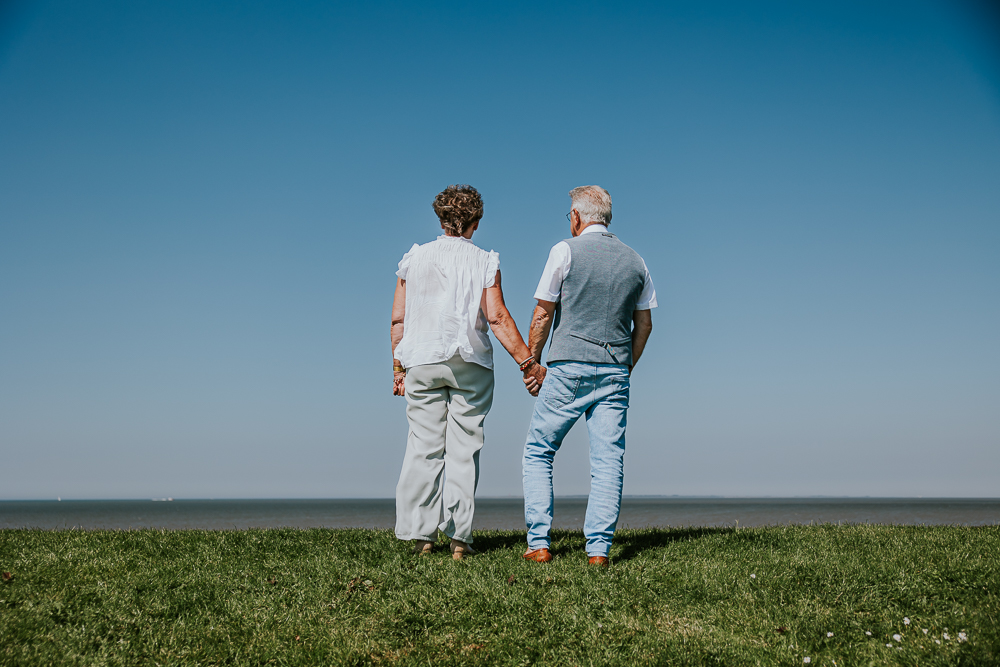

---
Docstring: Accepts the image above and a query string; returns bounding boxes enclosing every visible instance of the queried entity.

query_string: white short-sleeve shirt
[394,235,500,370]
[533,224,658,309]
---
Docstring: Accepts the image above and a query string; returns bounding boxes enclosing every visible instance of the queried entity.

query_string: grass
[1,525,997,666]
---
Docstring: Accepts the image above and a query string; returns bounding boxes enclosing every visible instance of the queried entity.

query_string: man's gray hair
[569,185,612,226]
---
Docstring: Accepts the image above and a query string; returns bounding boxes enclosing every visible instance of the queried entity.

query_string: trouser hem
[395,532,437,542]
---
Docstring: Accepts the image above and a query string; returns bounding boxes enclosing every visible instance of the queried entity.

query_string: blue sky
[1,0,998,499]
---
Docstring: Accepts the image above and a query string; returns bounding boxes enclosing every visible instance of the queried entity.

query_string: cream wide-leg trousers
[394,354,495,545]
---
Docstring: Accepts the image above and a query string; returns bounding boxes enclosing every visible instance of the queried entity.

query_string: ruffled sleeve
[396,243,420,280]
[484,250,500,288]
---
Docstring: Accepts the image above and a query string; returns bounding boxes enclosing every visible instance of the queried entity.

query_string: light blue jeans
[522,361,630,557]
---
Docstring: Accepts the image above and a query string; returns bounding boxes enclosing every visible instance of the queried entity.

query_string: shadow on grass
[469,526,737,562]
[470,531,530,553]
[612,526,735,562]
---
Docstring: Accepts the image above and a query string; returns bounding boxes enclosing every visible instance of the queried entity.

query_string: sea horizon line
[3,495,999,502]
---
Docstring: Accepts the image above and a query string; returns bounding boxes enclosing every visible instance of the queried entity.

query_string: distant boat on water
[151,498,174,502]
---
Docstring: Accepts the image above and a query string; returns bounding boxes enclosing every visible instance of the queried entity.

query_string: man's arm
[523,300,556,395]
[390,279,406,396]
[629,309,652,374]
[523,242,567,396]
[528,300,556,362]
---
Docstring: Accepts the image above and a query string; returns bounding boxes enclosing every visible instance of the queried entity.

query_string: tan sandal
[450,539,476,560]
[413,540,434,555]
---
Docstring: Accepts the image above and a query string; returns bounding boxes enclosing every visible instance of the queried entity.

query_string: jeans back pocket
[544,370,581,409]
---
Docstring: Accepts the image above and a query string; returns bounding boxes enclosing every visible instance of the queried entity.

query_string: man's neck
[574,222,608,237]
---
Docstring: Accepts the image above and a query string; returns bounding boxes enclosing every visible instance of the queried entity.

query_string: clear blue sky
[2,1,998,499]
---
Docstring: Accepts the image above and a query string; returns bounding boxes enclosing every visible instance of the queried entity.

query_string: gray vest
[547,230,647,366]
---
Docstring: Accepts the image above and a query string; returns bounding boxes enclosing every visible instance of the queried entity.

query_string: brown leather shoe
[523,547,553,563]
[588,556,610,567]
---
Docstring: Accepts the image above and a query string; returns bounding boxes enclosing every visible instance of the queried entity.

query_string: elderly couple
[390,184,656,565]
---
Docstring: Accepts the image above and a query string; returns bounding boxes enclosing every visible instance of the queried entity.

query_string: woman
[391,184,543,559]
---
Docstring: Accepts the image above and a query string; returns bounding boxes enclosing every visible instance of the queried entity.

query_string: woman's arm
[482,271,546,394]
[390,278,406,396]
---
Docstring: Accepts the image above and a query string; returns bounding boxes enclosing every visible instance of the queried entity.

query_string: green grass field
[1,525,997,665]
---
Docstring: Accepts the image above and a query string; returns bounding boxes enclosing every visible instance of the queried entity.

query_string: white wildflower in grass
[935,639,941,644]
[922,629,929,635]
[803,658,811,664]
[893,634,902,642]
[827,632,834,637]
[958,632,967,642]
[750,574,756,579]
[865,631,872,636]
[887,643,893,648]
[903,617,910,625]
[943,633,950,640]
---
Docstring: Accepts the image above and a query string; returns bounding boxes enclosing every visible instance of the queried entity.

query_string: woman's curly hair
[433,184,484,236]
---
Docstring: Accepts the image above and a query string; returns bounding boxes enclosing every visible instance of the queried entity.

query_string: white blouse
[394,235,500,370]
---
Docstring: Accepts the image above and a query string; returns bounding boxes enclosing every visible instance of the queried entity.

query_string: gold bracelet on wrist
[393,365,405,372]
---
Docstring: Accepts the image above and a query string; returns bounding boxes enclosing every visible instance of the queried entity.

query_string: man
[521,185,656,566]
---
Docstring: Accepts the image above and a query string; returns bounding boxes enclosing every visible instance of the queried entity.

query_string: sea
[1,497,998,530]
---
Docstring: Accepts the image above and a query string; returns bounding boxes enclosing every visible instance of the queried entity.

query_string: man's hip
[538,361,630,415]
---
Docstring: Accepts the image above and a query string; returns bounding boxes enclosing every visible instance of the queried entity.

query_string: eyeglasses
[565,211,572,222]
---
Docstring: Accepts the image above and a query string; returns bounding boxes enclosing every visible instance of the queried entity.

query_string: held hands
[392,370,406,396]
[522,360,546,397]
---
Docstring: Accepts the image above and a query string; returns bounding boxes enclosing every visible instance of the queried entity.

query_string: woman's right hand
[393,370,406,396]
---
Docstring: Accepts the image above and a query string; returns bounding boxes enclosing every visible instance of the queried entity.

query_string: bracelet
[518,357,535,371]
[393,365,405,372]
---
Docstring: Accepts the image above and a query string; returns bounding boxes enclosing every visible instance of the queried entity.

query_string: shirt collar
[579,223,610,236]
[438,234,474,243]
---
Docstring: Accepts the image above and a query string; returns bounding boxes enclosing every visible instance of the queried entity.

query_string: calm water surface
[1,498,998,530]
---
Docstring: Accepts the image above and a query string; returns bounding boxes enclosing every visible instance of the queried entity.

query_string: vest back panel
[547,232,646,366]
